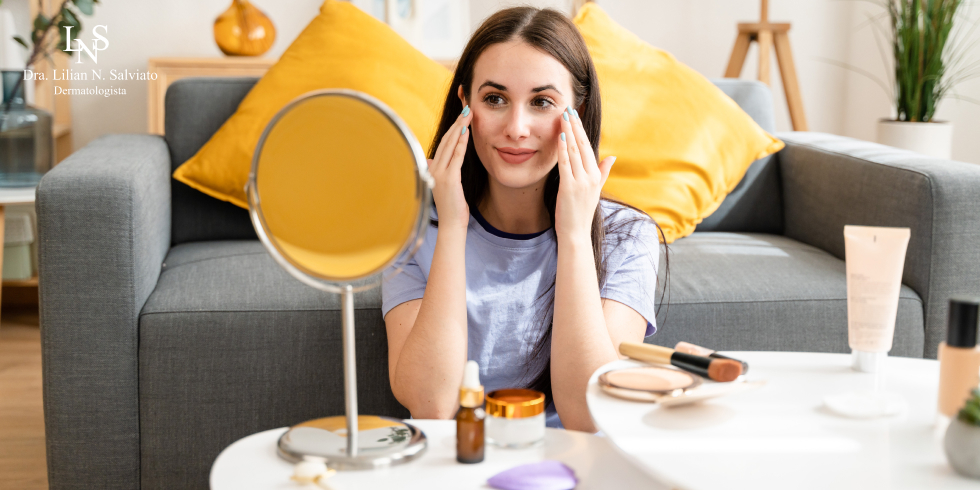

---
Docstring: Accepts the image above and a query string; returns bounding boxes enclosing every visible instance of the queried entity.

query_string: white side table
[587,351,975,490]
[210,419,662,489]
[0,187,37,316]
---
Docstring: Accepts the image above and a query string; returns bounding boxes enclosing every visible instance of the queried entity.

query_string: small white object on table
[0,186,37,317]
[210,418,662,490]
[587,351,976,490]
[0,187,36,205]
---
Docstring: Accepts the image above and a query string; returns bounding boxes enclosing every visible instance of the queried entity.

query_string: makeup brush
[674,341,750,374]
[619,342,743,382]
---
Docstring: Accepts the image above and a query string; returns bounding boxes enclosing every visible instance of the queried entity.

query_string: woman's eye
[483,94,505,106]
[533,97,554,109]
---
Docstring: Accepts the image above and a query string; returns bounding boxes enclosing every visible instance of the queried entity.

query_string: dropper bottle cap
[459,360,484,408]
[947,296,980,348]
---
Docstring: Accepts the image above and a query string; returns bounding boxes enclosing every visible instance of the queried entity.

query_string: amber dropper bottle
[457,360,485,464]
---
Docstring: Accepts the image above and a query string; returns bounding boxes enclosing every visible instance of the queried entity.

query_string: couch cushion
[651,232,924,357]
[138,240,404,489]
[573,4,784,243]
[165,78,259,245]
[172,0,451,211]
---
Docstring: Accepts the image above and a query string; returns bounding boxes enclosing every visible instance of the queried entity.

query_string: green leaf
[33,14,50,32]
[60,7,79,28]
[72,0,94,16]
[13,35,28,50]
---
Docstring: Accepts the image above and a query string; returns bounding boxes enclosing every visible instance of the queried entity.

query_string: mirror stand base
[276,415,428,470]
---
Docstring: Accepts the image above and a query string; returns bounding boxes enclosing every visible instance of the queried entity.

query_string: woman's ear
[457,84,466,107]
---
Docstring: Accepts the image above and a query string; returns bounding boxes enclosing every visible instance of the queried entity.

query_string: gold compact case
[599,366,702,398]
[599,366,765,405]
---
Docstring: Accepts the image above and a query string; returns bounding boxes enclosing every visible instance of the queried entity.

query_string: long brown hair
[428,7,668,401]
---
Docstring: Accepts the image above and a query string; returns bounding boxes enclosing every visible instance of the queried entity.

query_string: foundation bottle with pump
[456,360,485,464]
[938,297,980,419]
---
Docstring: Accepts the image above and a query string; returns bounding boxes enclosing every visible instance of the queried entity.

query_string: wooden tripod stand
[725,0,808,131]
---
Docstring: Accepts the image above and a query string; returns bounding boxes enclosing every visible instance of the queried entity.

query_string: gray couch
[37,77,980,489]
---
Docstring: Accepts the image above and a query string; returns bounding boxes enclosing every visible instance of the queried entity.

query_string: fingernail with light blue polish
[562,111,568,121]
[462,126,467,135]
[461,105,470,117]
[560,132,565,142]
[573,108,579,119]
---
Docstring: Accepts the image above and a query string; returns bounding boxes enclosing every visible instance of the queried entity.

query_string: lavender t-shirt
[381,200,660,427]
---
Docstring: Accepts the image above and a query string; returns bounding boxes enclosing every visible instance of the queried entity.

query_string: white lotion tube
[844,225,911,373]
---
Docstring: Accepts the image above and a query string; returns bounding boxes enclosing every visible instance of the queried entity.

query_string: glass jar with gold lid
[485,388,546,448]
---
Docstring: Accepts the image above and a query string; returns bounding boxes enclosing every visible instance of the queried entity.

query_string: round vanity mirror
[247,90,432,469]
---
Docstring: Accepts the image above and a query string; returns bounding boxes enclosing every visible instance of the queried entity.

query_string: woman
[381,6,663,433]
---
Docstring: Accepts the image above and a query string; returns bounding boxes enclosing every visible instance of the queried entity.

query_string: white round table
[587,351,977,490]
[210,419,662,489]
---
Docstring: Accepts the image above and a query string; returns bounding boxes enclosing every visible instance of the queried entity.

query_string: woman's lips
[496,148,537,164]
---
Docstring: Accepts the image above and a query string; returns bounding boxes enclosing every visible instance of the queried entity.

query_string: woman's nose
[503,107,531,141]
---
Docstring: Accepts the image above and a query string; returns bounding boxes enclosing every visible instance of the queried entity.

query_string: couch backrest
[164,77,783,244]
[695,79,783,234]
[166,78,259,245]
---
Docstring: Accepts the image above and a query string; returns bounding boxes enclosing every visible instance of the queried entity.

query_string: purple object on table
[487,460,578,490]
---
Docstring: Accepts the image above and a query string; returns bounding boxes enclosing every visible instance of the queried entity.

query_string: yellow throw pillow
[574,4,784,243]
[173,0,451,209]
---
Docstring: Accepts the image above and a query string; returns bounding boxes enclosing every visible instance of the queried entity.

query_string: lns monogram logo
[63,25,108,64]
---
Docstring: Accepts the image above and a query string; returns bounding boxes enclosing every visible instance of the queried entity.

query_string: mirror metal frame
[246,89,434,294]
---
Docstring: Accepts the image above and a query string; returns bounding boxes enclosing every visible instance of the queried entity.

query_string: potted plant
[874,0,975,159]
[945,388,980,479]
[0,0,98,187]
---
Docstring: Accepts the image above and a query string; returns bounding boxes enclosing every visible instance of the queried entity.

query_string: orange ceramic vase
[213,0,276,56]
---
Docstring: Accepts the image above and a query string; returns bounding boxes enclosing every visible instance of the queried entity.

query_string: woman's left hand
[555,106,615,240]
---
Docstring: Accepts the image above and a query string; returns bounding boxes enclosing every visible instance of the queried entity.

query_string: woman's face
[461,40,576,193]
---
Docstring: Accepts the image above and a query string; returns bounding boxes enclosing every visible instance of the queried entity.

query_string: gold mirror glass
[247,90,432,469]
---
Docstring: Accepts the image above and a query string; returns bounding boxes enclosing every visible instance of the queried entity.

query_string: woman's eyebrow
[478,80,507,91]
[531,84,561,94]
[477,80,562,95]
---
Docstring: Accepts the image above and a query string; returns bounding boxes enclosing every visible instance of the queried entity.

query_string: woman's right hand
[427,104,473,232]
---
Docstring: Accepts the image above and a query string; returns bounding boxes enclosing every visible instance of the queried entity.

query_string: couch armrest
[777,132,980,359]
[37,135,171,489]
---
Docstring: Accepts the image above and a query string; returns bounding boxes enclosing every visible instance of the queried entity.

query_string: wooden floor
[0,307,47,490]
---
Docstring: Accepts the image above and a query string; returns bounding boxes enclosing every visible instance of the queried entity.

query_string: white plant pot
[945,417,980,479]
[877,119,953,159]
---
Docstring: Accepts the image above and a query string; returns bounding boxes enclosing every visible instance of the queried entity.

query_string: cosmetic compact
[485,389,546,448]
[598,366,764,406]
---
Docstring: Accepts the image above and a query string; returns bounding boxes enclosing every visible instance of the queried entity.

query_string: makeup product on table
[456,360,485,464]
[598,367,765,406]
[938,297,980,419]
[619,342,743,382]
[821,226,910,419]
[485,388,545,448]
[675,342,749,374]
[488,461,578,490]
[598,365,700,402]
[843,225,911,373]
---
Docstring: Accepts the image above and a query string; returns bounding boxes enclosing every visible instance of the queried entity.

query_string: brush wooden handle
[619,342,673,365]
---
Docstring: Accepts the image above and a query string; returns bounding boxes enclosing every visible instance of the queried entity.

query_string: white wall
[5,0,978,162]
